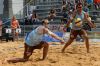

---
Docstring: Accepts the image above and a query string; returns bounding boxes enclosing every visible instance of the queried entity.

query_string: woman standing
[0,18,2,37]
[11,16,20,41]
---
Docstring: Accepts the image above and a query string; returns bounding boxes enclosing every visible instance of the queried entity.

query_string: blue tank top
[25,28,43,46]
[72,11,85,30]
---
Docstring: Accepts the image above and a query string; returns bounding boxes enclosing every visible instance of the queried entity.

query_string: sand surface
[0,41,100,66]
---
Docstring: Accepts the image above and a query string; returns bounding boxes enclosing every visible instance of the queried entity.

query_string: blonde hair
[12,16,16,22]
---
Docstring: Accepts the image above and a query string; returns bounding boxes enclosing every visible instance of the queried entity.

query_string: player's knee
[26,52,32,57]
[43,42,49,47]
[84,36,88,39]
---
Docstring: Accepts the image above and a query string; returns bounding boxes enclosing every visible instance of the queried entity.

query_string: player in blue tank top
[62,3,96,53]
[7,19,65,63]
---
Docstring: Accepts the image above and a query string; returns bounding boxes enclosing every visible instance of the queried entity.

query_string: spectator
[61,9,73,32]
[86,0,93,10]
[62,0,67,12]
[75,0,80,4]
[0,18,2,38]
[75,0,84,4]
[94,0,100,10]
[11,16,20,41]
[83,3,89,13]
[28,11,39,25]
[48,8,56,21]
[66,1,71,11]
[67,1,76,11]
[24,17,29,25]
[70,1,76,11]
[87,0,93,4]
[61,8,68,24]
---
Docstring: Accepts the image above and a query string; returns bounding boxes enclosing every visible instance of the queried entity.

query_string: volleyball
[75,18,82,27]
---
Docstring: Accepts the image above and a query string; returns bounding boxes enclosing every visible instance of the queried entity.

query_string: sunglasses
[45,23,49,24]
[78,7,82,8]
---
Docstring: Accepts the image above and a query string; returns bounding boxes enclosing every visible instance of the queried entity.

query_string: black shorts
[24,41,48,54]
[70,29,85,39]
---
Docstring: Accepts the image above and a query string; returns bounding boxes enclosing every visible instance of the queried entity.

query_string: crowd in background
[24,0,100,25]
[0,0,99,41]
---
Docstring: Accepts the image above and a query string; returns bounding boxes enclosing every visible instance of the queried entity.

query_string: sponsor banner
[32,24,64,32]
[42,32,63,42]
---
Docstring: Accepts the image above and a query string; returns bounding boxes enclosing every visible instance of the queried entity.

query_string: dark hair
[50,8,55,13]
[63,0,66,5]
[42,20,45,25]
[76,3,82,9]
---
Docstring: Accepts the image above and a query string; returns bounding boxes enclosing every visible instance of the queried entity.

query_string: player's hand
[60,40,65,44]
[91,24,96,29]
[93,24,96,29]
